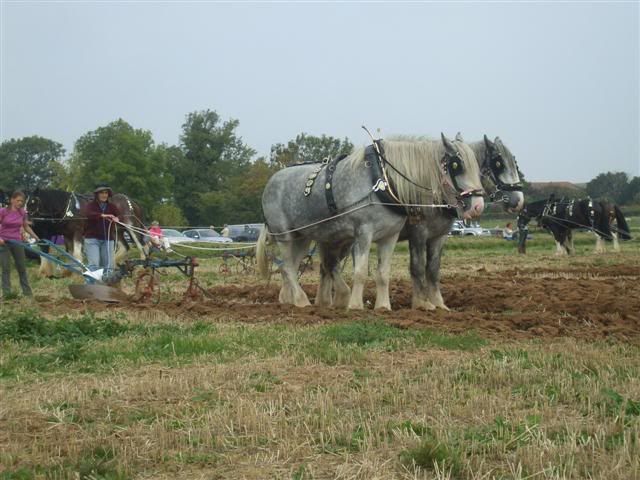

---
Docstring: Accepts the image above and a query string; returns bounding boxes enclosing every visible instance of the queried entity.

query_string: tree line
[0,110,353,227]
[1,111,637,227]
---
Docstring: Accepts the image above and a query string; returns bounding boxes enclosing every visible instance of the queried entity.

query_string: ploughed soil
[39,262,640,342]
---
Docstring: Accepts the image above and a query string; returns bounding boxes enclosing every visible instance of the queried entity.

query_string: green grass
[0,316,487,379]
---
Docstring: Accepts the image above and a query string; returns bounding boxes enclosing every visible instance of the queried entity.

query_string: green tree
[270,133,354,169]
[174,110,256,224]
[68,119,173,212]
[586,172,629,204]
[151,203,187,227]
[198,158,275,225]
[0,136,65,191]
[621,176,640,204]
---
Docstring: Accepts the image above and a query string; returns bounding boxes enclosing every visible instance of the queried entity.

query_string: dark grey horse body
[402,135,524,310]
[257,135,486,309]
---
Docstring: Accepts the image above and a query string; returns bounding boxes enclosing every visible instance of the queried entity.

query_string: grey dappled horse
[256,134,485,310]
[403,134,523,310]
[315,134,523,310]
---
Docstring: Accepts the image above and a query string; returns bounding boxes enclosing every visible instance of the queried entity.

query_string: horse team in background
[516,195,631,255]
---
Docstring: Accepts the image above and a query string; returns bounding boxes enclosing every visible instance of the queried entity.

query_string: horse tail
[614,205,632,240]
[255,224,271,280]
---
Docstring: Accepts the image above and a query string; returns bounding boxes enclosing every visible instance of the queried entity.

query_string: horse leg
[373,232,400,310]
[409,228,435,311]
[348,233,373,310]
[38,244,55,278]
[612,232,620,252]
[563,230,574,255]
[595,235,605,254]
[426,234,449,310]
[315,244,334,307]
[277,239,311,307]
[330,243,352,308]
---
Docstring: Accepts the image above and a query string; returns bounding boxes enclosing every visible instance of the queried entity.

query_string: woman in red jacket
[82,184,120,277]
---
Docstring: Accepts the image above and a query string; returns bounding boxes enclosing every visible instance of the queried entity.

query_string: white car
[449,220,491,236]
[160,229,196,245]
[183,228,233,243]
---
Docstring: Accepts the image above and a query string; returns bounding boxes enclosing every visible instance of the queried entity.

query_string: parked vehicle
[449,220,491,236]
[183,228,233,243]
[227,224,263,242]
[161,229,196,245]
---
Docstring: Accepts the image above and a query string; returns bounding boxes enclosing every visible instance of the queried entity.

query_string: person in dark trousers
[0,191,39,298]
[81,184,120,276]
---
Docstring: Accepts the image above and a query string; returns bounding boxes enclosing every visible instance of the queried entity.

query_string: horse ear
[441,133,456,154]
[483,135,495,151]
[494,136,502,145]
[455,132,464,142]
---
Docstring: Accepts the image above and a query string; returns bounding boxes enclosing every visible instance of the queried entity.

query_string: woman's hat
[151,220,159,226]
[94,183,113,195]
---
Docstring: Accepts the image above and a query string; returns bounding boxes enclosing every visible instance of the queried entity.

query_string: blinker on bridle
[441,149,484,200]
[481,148,523,203]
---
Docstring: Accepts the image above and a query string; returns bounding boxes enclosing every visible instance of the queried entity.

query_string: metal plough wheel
[134,269,161,303]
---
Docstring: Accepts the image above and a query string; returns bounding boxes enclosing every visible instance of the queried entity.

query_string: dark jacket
[82,201,121,240]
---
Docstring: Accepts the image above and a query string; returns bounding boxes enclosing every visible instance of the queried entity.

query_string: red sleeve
[82,202,102,220]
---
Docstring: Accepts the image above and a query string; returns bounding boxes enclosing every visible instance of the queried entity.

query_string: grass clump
[400,438,463,477]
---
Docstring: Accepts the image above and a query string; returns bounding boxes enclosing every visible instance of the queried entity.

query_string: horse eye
[452,162,458,170]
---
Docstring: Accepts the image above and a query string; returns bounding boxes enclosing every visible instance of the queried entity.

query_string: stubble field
[1,227,639,479]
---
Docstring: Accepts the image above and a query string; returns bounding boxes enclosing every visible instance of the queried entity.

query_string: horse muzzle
[502,191,524,213]
[459,191,485,219]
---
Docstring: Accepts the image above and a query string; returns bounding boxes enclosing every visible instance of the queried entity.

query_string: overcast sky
[1,1,638,183]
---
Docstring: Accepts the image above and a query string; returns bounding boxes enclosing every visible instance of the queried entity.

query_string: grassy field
[1,220,639,479]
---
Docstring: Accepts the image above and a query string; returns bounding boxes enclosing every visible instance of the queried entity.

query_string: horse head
[482,135,524,213]
[26,188,41,216]
[442,133,485,220]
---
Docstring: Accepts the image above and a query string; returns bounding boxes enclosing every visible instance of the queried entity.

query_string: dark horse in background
[516,195,631,255]
[26,189,147,276]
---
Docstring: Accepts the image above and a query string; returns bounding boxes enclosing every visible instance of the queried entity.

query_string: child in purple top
[0,191,39,298]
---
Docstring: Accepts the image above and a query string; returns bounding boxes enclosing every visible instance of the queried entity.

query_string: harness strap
[365,144,406,215]
[323,153,348,216]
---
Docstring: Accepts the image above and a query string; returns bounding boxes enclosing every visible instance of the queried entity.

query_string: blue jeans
[84,239,116,273]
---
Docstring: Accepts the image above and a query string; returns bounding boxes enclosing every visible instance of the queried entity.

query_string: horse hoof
[412,299,436,311]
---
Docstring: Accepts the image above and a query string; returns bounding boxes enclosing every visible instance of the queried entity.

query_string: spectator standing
[0,191,39,298]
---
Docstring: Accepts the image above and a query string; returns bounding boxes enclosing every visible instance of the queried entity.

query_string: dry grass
[1,232,639,479]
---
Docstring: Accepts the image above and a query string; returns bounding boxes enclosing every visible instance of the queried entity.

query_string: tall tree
[586,172,629,204]
[68,119,173,212]
[174,110,255,224]
[198,158,276,225]
[0,136,65,191]
[270,133,353,169]
[622,176,640,204]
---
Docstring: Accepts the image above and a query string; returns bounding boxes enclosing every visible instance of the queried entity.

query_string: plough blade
[68,284,129,303]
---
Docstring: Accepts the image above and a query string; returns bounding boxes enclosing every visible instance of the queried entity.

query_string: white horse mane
[344,136,481,204]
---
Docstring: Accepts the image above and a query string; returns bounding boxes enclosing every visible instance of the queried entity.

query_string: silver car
[160,229,196,245]
[183,228,233,243]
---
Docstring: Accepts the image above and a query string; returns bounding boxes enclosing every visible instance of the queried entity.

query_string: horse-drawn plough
[9,238,206,303]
